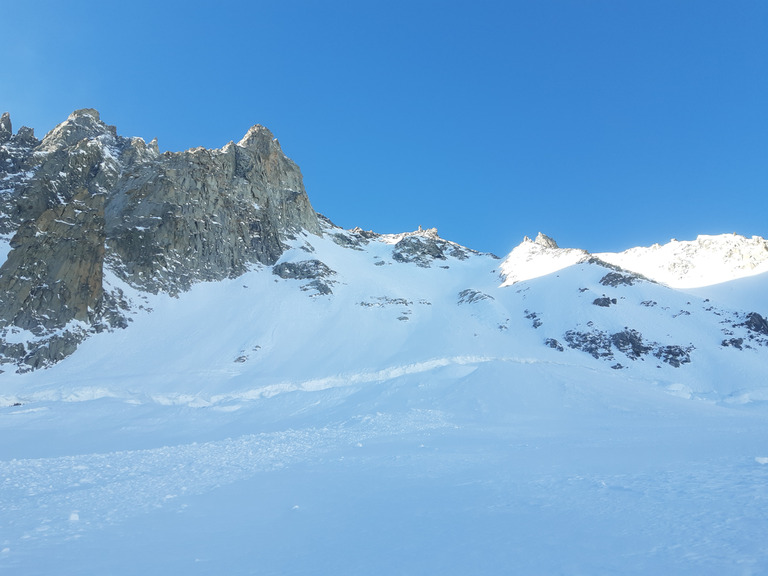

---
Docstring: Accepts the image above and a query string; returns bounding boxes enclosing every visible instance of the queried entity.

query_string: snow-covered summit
[499,232,768,290]
[596,233,768,288]
[499,232,589,285]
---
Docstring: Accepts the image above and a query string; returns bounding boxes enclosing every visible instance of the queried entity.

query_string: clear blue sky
[3,0,766,255]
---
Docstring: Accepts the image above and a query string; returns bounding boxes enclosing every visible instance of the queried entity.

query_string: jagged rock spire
[534,232,558,249]
[522,232,559,249]
[0,112,11,142]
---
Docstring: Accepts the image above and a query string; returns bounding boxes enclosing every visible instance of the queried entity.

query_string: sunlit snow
[596,234,768,288]
[1,230,768,575]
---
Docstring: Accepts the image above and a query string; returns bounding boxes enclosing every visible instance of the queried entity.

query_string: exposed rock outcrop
[744,312,768,336]
[563,326,692,367]
[0,109,322,369]
[457,289,494,304]
[390,227,475,267]
[271,259,337,296]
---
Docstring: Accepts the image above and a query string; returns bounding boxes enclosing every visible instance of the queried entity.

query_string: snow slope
[595,233,768,288]
[2,229,768,575]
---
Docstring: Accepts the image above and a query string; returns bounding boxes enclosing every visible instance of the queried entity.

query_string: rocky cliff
[0,109,321,370]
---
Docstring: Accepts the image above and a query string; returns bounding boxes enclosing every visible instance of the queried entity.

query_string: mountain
[2,111,768,575]
[0,109,319,369]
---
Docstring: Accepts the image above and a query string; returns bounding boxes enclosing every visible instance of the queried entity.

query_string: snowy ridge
[499,232,589,285]
[3,228,767,403]
[596,233,768,288]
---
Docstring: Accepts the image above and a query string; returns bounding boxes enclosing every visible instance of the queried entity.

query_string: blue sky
[3,1,766,255]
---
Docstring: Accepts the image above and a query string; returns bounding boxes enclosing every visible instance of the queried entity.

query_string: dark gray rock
[0,185,118,370]
[457,289,494,304]
[744,312,768,335]
[273,260,334,280]
[331,232,367,250]
[654,345,693,367]
[392,236,446,267]
[330,227,378,250]
[390,228,480,267]
[593,296,617,307]
[722,338,744,350]
[525,310,542,328]
[564,330,613,360]
[600,272,638,287]
[610,329,651,360]
[273,260,336,296]
[545,338,564,352]
[359,296,412,308]
[0,188,105,330]
[14,126,38,147]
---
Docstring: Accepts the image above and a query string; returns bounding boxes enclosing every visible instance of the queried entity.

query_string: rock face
[0,109,321,370]
[0,188,105,331]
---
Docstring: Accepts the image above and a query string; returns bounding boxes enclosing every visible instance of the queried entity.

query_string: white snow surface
[0,234,11,265]
[2,229,768,575]
[596,233,768,288]
[500,235,589,285]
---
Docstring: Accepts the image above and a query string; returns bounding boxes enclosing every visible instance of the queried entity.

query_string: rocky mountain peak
[0,109,323,370]
[237,124,279,152]
[522,233,559,249]
[39,108,117,152]
[534,232,558,249]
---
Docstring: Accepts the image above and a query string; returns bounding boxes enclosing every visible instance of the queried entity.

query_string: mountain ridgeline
[1,110,768,383]
[0,110,320,368]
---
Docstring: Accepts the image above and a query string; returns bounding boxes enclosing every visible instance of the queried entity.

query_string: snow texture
[1,230,768,575]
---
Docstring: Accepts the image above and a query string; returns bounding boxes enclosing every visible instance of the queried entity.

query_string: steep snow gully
[1,111,768,575]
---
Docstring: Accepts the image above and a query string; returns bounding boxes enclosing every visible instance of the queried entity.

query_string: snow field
[2,360,768,575]
[1,231,768,574]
